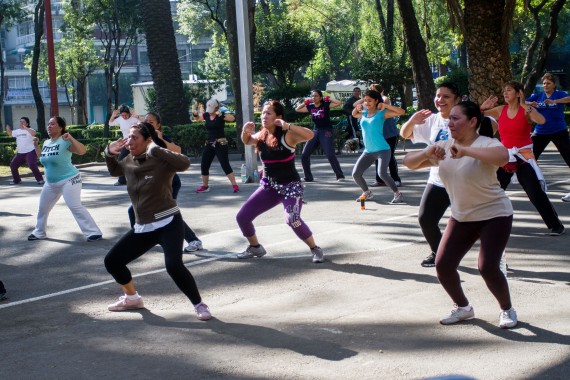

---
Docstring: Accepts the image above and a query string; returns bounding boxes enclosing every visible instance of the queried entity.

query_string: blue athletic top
[39,137,79,183]
[360,109,390,153]
[526,90,569,134]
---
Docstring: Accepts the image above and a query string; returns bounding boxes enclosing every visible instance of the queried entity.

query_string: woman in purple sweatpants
[236,100,325,264]
[6,117,44,185]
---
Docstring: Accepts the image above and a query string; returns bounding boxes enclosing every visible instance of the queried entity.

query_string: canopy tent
[325,80,369,102]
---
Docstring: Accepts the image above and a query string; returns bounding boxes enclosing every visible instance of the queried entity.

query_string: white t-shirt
[110,116,140,138]
[12,128,36,153]
[434,136,513,222]
[411,113,450,187]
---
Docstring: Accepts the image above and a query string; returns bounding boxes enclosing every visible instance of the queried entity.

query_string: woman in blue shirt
[352,90,405,204]
[526,73,570,202]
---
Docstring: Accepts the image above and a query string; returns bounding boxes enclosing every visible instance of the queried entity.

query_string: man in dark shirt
[342,87,361,141]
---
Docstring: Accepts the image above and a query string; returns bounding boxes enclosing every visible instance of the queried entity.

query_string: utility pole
[44,0,59,116]
[235,0,256,182]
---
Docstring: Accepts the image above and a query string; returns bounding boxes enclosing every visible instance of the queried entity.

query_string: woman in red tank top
[482,81,564,235]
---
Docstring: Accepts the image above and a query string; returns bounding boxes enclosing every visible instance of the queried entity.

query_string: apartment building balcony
[4,88,66,105]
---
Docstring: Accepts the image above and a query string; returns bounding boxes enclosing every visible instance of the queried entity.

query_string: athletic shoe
[440,304,475,325]
[356,190,373,202]
[184,240,203,253]
[311,246,324,263]
[499,307,518,329]
[195,185,210,193]
[233,185,240,193]
[561,193,570,202]
[87,235,102,242]
[421,252,436,267]
[113,181,126,186]
[390,192,403,204]
[337,177,346,182]
[27,234,44,241]
[369,181,386,187]
[107,295,145,311]
[37,180,45,185]
[302,178,314,183]
[237,244,267,259]
[549,225,565,236]
[9,181,21,185]
[0,291,8,302]
[194,302,212,321]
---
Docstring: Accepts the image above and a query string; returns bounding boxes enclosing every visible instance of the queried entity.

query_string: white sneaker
[184,240,203,253]
[390,192,403,204]
[356,190,373,202]
[499,307,517,329]
[237,245,267,259]
[561,192,570,202]
[440,304,475,325]
[311,246,324,263]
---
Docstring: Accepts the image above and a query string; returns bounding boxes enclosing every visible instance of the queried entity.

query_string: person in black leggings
[104,122,211,321]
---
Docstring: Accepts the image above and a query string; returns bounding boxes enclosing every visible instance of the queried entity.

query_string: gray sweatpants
[352,150,398,192]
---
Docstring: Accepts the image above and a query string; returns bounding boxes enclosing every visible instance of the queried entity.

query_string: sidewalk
[0,146,569,379]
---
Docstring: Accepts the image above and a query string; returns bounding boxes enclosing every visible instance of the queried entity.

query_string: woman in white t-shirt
[6,117,45,185]
[109,105,141,185]
[400,82,460,267]
[403,101,517,329]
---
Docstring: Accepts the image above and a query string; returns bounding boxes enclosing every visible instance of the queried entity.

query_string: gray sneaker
[237,245,267,259]
[440,304,475,325]
[311,246,324,263]
[499,307,517,329]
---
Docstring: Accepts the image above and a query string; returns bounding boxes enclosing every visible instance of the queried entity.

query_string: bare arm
[400,109,432,139]
[33,137,42,157]
[278,120,314,146]
[352,103,363,119]
[328,98,342,108]
[5,124,13,137]
[380,103,405,119]
[403,145,445,170]
[156,130,182,154]
[295,101,309,113]
[545,96,570,105]
[525,106,546,125]
[241,122,258,146]
[223,113,236,122]
[62,133,87,155]
[25,127,37,137]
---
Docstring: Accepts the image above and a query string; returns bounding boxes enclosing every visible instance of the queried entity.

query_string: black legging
[532,129,570,167]
[375,135,401,183]
[104,213,202,305]
[201,142,233,176]
[497,162,562,229]
[418,183,451,254]
[128,175,198,242]
[436,215,513,310]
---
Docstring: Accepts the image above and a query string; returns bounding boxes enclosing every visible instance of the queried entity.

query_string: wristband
[304,99,311,106]
[324,96,330,102]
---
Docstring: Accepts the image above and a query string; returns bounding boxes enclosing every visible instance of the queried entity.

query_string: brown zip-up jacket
[105,143,190,224]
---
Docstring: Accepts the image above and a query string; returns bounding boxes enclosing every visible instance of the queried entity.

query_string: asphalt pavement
[1,144,569,379]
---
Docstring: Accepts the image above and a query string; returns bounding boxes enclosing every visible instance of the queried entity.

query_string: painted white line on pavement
[0,213,420,310]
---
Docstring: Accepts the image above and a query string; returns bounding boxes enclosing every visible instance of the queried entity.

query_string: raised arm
[403,145,446,170]
[380,102,405,119]
[241,121,258,146]
[295,99,310,113]
[450,143,508,167]
[400,109,432,139]
[277,119,314,146]
[62,133,87,155]
[5,124,12,137]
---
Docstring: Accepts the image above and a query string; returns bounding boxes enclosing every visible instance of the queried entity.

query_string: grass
[0,165,32,177]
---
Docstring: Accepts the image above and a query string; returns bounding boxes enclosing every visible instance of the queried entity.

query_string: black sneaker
[421,252,436,267]
[0,292,8,302]
[87,235,103,242]
[549,225,565,236]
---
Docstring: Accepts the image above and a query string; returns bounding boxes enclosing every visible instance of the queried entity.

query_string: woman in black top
[236,100,325,263]
[194,99,240,193]
[295,89,345,181]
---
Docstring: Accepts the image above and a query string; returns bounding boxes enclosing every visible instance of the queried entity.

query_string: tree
[396,0,436,110]
[82,0,142,136]
[0,1,27,126]
[253,13,316,108]
[446,0,516,102]
[141,0,190,126]
[520,0,568,96]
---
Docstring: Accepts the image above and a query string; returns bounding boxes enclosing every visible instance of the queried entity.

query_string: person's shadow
[138,309,358,361]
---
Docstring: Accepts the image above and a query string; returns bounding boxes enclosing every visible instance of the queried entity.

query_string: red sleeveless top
[498,106,532,149]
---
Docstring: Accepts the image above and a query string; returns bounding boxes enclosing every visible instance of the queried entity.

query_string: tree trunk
[464,0,513,103]
[395,0,436,111]
[76,78,87,124]
[141,0,190,126]
[31,0,46,135]
[522,0,567,96]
